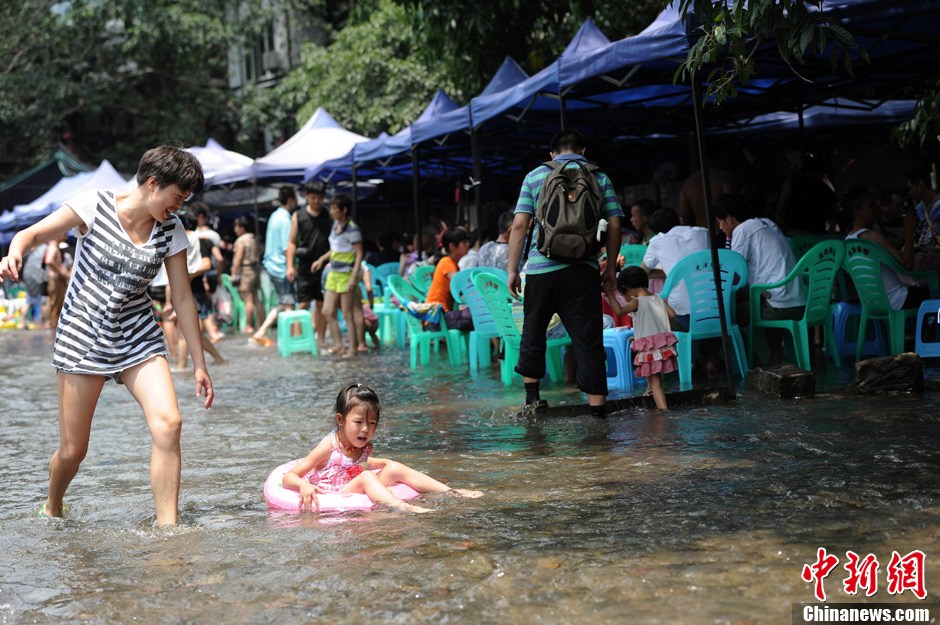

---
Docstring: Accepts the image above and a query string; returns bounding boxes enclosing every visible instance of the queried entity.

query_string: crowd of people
[1,136,938,523]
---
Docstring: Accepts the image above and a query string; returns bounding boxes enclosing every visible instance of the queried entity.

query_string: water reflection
[0,331,937,624]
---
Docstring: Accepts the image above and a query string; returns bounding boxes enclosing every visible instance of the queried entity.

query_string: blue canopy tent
[11,160,128,229]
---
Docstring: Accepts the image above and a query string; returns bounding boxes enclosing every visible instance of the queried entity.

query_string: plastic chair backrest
[661,249,748,333]
[387,274,424,306]
[361,262,381,302]
[373,262,400,281]
[411,264,435,294]
[793,240,845,325]
[843,239,900,316]
[472,272,520,340]
[788,233,838,261]
[619,244,648,268]
[452,268,499,335]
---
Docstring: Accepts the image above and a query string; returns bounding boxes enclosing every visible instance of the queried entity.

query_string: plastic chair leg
[676,334,693,390]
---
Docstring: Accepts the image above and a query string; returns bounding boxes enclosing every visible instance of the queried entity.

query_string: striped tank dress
[53,189,188,380]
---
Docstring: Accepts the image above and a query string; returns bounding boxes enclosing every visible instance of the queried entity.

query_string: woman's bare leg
[338,290,358,356]
[122,356,183,525]
[322,291,343,353]
[45,373,106,516]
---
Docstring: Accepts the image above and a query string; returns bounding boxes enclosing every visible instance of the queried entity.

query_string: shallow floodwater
[1,330,938,624]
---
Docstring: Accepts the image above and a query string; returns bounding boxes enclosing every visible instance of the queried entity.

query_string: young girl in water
[282,383,482,513]
[0,146,213,525]
[603,266,678,411]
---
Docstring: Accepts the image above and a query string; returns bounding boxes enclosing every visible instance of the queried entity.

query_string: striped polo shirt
[514,153,623,275]
[328,219,362,273]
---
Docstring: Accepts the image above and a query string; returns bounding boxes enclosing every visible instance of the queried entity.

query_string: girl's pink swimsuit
[307,431,373,492]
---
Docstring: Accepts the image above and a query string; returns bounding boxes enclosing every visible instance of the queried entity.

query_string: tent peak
[562,19,611,58]
[481,57,529,96]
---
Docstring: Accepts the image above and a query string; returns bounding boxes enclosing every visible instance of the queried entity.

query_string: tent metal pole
[560,93,568,130]
[691,76,737,398]
[351,163,358,219]
[471,128,483,230]
[411,146,421,238]
[252,178,259,236]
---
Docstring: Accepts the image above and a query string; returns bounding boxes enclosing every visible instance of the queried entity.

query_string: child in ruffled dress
[603,266,678,411]
[282,383,483,513]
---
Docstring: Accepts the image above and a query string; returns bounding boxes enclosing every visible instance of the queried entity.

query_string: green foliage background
[0,0,928,181]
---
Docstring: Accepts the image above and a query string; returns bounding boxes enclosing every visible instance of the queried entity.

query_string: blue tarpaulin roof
[410,57,531,146]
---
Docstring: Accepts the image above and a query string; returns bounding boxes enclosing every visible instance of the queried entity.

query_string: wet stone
[855,352,924,395]
[746,365,815,399]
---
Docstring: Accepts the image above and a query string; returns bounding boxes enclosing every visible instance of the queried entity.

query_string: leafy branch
[673,0,868,104]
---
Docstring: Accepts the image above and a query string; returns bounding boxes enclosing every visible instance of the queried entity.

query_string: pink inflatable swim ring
[264,459,421,512]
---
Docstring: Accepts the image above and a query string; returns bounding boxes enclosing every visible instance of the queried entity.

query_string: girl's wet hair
[334,383,381,423]
[135,145,205,194]
[616,265,649,292]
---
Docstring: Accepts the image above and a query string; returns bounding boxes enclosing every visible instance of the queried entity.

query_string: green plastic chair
[471,272,571,386]
[411,264,435,296]
[386,275,463,369]
[788,233,839,261]
[748,240,844,370]
[619,243,648,268]
[219,273,247,333]
[842,239,939,360]
[660,249,749,390]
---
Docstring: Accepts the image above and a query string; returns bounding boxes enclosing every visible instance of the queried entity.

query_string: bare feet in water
[445,488,484,498]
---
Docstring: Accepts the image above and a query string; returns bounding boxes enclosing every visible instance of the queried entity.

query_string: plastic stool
[276,310,318,358]
[831,301,887,361]
[914,299,940,358]
[603,327,635,392]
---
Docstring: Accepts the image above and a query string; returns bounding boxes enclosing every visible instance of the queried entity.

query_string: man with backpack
[507,129,623,418]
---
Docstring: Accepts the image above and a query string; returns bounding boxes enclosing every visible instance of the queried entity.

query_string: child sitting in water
[603,266,678,411]
[282,383,483,513]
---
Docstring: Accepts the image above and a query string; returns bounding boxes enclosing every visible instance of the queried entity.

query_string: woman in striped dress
[0,146,214,525]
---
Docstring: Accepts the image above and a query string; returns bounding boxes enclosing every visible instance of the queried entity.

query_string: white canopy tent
[251,108,370,182]
[187,138,255,188]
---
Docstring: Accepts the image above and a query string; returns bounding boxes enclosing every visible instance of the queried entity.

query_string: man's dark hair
[550,129,587,154]
[278,185,297,206]
[632,198,658,218]
[190,202,210,219]
[497,209,514,233]
[713,194,751,222]
[303,181,326,196]
[648,208,680,234]
[843,185,873,215]
[908,168,931,187]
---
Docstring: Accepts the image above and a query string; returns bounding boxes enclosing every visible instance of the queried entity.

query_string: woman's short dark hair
[136,145,204,194]
[331,193,353,214]
[234,216,253,231]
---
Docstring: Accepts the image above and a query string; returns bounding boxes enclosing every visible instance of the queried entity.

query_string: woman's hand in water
[298,481,323,512]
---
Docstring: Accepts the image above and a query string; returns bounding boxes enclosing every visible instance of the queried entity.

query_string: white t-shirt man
[642,225,709,316]
[730,218,805,309]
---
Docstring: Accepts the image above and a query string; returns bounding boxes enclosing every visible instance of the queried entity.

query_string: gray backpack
[533,159,604,262]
